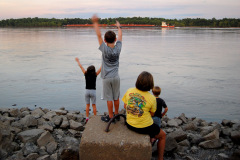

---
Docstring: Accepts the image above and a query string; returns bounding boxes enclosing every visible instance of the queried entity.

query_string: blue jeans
[152,117,161,127]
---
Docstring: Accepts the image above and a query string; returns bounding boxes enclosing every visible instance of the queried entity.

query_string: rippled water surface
[0,27,240,122]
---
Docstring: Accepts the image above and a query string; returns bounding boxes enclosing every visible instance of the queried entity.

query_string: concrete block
[79,116,151,160]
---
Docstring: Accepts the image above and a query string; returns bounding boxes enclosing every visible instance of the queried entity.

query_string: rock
[37,131,55,147]
[185,156,195,160]
[175,119,183,125]
[222,119,231,126]
[20,111,30,118]
[50,153,58,160]
[165,136,178,152]
[60,137,79,160]
[203,129,219,141]
[20,107,30,112]
[42,111,57,120]
[46,141,57,154]
[199,139,222,149]
[20,115,38,127]
[69,120,84,131]
[52,115,63,126]
[229,149,240,160]
[178,139,190,147]
[17,129,45,143]
[31,108,45,118]
[231,119,240,124]
[222,127,232,136]
[161,121,167,128]
[178,113,187,123]
[183,122,198,131]
[60,116,69,129]
[167,130,187,142]
[230,131,240,144]
[9,108,20,117]
[217,153,229,159]
[54,109,67,115]
[26,153,40,160]
[167,119,179,127]
[22,142,39,156]
[190,146,198,154]
[38,124,54,132]
[232,123,240,131]
[36,155,51,160]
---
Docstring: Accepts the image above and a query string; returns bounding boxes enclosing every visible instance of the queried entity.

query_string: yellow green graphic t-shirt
[122,87,156,128]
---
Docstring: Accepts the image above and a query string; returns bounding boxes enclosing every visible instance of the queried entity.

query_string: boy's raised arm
[116,20,122,41]
[92,14,103,46]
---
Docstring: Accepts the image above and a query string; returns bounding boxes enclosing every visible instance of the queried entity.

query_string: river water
[0,27,240,122]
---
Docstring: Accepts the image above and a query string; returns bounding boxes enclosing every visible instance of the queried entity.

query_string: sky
[0,0,240,20]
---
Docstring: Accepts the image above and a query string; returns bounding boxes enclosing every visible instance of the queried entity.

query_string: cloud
[0,0,239,20]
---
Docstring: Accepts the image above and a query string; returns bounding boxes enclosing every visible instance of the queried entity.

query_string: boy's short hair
[135,71,154,91]
[104,31,116,43]
[152,86,161,96]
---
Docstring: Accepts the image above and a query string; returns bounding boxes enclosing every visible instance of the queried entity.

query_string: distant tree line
[0,17,239,27]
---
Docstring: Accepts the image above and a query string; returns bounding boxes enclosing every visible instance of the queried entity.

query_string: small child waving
[152,86,168,127]
[75,57,101,123]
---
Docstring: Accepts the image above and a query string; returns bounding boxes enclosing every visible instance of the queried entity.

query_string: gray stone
[50,153,58,160]
[20,111,30,118]
[203,129,219,140]
[26,153,40,160]
[178,139,190,147]
[80,116,152,160]
[183,122,198,131]
[69,119,84,131]
[60,137,80,160]
[185,156,194,160]
[231,119,240,124]
[17,129,45,143]
[31,108,45,118]
[9,108,20,117]
[199,139,222,149]
[36,155,51,160]
[167,130,187,142]
[175,118,183,125]
[46,141,57,154]
[37,131,55,147]
[190,146,199,153]
[232,123,240,131]
[222,127,232,136]
[54,109,67,115]
[222,119,231,126]
[217,153,229,159]
[38,124,54,132]
[20,115,38,127]
[42,111,57,120]
[167,119,179,127]
[165,136,178,152]
[60,116,69,129]
[22,142,39,156]
[230,131,240,144]
[52,115,63,126]
[178,113,187,123]
[20,107,30,112]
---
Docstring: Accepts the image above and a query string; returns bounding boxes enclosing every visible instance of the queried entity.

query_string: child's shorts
[101,76,120,101]
[126,122,160,138]
[152,117,161,127]
[85,89,96,104]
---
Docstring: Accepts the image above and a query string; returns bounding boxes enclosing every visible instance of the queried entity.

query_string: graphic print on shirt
[127,93,146,117]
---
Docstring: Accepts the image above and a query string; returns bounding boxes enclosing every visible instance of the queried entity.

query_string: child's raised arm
[116,20,122,41]
[75,57,86,74]
[92,14,103,46]
[96,65,102,76]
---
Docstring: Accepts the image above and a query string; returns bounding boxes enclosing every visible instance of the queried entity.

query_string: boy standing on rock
[92,14,122,122]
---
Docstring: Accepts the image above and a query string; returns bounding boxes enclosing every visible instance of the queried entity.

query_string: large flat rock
[79,116,152,160]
